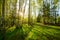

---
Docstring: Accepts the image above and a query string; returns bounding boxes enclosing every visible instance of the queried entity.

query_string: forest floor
[0,24,60,40]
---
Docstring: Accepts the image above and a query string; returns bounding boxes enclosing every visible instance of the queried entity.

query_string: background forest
[0,0,60,40]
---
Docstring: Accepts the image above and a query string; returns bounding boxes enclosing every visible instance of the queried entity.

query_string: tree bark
[2,0,6,40]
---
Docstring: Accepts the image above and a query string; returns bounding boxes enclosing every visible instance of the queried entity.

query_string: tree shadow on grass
[35,23,60,30]
[33,24,60,40]
[5,26,25,40]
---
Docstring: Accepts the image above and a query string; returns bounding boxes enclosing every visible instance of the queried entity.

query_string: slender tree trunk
[43,1,46,24]
[28,0,31,25]
[2,0,6,40]
[55,11,57,24]
[18,0,21,27]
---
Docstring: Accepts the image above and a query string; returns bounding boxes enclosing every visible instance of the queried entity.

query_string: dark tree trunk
[28,0,31,25]
[2,0,6,40]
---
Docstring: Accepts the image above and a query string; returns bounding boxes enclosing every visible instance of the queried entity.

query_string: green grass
[0,24,60,40]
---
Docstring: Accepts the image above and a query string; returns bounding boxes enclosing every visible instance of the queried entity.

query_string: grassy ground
[24,25,60,40]
[0,24,60,40]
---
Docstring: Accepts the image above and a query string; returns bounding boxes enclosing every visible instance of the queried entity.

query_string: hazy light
[19,12,23,17]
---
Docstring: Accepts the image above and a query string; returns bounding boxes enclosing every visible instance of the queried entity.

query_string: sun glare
[19,12,23,17]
